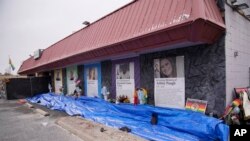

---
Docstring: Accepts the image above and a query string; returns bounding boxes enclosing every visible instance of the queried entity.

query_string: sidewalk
[0,99,82,141]
[56,116,146,141]
[28,101,146,141]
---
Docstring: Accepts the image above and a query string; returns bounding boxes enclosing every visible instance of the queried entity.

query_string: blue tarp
[28,93,229,141]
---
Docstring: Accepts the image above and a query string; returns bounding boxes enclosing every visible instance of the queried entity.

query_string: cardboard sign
[185,98,207,113]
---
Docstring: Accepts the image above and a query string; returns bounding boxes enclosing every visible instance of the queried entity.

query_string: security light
[82,21,90,26]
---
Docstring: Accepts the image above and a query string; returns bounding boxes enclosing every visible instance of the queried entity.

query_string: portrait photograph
[116,63,131,79]
[88,67,98,80]
[154,57,177,78]
[70,70,74,80]
[55,70,61,81]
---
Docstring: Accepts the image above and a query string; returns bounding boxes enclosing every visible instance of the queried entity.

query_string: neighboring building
[18,0,250,116]
[224,0,250,107]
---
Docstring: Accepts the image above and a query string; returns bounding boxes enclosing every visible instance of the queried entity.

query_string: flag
[9,57,15,71]
[185,98,207,113]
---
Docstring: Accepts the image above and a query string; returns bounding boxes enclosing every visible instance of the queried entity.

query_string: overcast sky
[0,0,132,74]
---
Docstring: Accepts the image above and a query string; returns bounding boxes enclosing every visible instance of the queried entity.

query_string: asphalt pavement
[0,99,83,141]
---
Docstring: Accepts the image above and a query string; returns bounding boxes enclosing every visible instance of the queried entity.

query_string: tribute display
[154,56,185,109]
[116,62,135,103]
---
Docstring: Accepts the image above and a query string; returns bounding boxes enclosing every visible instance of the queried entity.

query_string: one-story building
[18,0,250,116]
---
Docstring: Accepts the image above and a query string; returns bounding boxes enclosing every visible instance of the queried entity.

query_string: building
[18,0,250,116]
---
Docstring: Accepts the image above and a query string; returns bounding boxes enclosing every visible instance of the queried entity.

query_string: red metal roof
[19,0,225,74]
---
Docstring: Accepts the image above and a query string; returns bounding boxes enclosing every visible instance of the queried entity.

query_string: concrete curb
[35,108,50,116]
[56,118,94,141]
[25,103,34,108]
[56,117,146,141]
[24,102,50,116]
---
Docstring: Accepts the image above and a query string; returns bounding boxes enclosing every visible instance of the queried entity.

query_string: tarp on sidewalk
[28,93,229,141]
